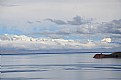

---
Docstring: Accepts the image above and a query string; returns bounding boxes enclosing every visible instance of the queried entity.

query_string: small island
[93,52,121,59]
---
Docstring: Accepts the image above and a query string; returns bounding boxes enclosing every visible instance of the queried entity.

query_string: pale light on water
[1,52,121,80]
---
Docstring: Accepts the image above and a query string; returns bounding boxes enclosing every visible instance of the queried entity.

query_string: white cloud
[101,38,112,43]
[0,34,120,50]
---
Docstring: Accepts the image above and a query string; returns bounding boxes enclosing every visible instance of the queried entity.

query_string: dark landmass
[93,52,121,59]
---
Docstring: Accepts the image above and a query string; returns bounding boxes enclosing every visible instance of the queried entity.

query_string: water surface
[1,52,121,80]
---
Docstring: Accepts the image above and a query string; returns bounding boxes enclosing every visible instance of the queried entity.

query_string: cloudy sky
[0,0,121,50]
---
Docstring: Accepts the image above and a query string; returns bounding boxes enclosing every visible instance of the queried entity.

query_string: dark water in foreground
[1,52,121,80]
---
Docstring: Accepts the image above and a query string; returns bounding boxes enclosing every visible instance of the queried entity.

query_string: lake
[1,51,121,80]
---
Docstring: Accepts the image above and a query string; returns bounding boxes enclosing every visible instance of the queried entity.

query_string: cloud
[45,16,93,25]
[67,16,92,25]
[98,19,121,34]
[27,20,42,24]
[1,14,121,45]
[29,30,71,39]
[44,17,121,36]
[27,21,33,24]
[27,18,121,41]
[56,23,99,35]
[0,34,120,50]
[75,25,92,34]
[57,26,74,35]
[36,20,41,23]
[45,18,66,25]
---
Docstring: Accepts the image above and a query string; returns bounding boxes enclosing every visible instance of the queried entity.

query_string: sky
[0,0,121,50]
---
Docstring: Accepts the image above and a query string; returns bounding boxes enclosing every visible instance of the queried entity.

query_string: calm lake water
[1,51,121,80]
